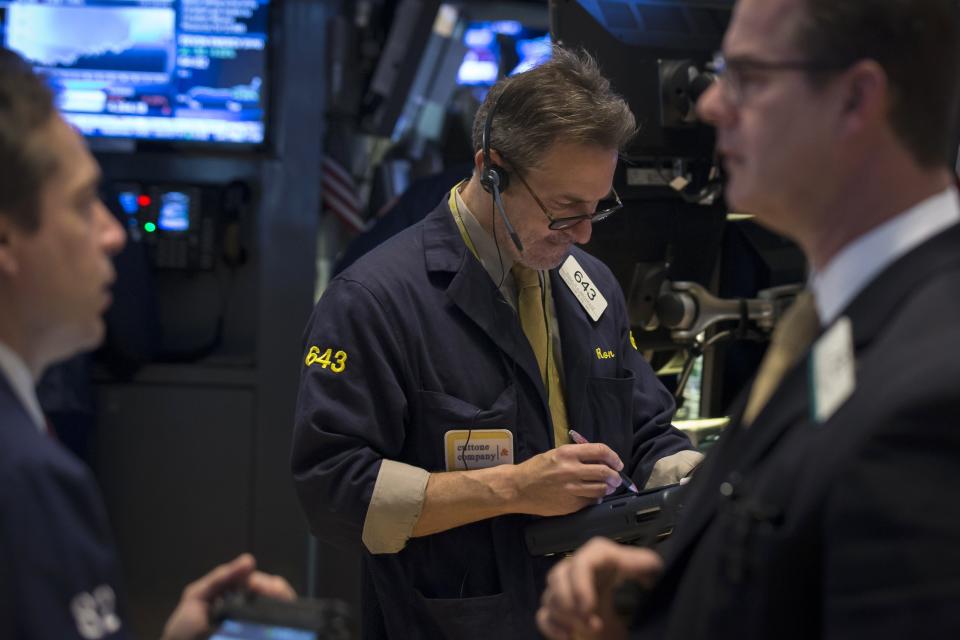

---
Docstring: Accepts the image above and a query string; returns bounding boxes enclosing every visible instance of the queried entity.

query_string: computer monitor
[363,1,550,140]
[457,20,551,98]
[4,0,272,146]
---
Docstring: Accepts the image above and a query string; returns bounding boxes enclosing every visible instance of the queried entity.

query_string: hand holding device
[511,443,624,516]
[160,553,296,640]
[209,590,351,640]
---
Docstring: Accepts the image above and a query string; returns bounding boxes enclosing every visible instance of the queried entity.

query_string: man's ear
[838,60,888,135]
[0,215,22,277]
[473,148,485,174]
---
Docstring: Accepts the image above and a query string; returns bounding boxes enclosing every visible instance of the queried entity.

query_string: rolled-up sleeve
[362,460,430,553]
[643,449,704,489]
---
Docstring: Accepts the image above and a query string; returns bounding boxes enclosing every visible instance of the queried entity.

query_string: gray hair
[471,45,637,172]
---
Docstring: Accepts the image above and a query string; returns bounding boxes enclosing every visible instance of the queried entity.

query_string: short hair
[795,0,960,168]
[471,46,637,173]
[0,48,58,231]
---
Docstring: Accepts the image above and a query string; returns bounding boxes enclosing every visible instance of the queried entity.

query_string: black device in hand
[524,483,685,557]
[209,591,352,640]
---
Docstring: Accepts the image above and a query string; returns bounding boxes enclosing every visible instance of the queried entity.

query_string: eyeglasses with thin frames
[708,51,852,106]
[511,169,623,231]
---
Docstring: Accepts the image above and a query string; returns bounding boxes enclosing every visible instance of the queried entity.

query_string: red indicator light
[137,194,151,207]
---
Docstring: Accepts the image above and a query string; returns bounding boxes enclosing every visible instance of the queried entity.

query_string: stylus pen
[568,429,639,494]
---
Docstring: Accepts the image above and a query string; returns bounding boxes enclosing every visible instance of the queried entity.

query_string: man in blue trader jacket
[0,49,294,639]
[292,46,702,639]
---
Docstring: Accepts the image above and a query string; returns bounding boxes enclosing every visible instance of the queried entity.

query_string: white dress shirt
[811,187,960,326]
[0,341,45,432]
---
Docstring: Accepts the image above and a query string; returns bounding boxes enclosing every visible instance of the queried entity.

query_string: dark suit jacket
[634,222,960,639]
[0,373,129,638]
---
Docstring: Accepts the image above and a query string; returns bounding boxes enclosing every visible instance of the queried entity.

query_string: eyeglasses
[708,51,851,105]
[512,170,623,231]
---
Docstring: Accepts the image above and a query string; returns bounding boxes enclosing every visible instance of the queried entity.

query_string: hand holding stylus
[568,429,639,494]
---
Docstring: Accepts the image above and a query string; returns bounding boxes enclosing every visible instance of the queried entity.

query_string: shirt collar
[811,186,960,325]
[0,341,45,433]
[454,185,517,283]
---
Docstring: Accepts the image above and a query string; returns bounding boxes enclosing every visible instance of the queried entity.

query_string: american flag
[321,155,366,233]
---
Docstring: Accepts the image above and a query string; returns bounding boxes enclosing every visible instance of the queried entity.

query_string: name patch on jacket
[444,429,514,470]
[559,255,608,321]
[71,584,122,639]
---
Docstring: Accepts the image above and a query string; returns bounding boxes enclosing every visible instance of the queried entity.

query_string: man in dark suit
[0,49,294,638]
[536,1,960,638]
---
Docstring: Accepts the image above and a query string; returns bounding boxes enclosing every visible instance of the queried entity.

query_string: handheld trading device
[524,483,684,556]
[210,592,352,640]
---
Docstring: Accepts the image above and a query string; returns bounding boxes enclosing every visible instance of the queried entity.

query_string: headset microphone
[480,90,524,254]
[487,170,524,254]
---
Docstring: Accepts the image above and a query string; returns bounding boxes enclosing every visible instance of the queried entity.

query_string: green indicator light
[144,222,157,233]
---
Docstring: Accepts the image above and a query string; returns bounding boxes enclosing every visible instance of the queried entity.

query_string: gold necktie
[512,264,570,446]
[742,291,820,426]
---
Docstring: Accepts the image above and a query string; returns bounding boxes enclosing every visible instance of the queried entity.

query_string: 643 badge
[559,255,608,321]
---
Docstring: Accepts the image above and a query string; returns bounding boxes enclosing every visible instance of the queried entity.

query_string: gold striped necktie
[742,291,820,426]
[512,264,570,446]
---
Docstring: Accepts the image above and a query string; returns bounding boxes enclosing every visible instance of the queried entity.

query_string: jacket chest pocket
[413,589,516,640]
[411,384,518,471]
[714,465,815,594]
[575,373,635,463]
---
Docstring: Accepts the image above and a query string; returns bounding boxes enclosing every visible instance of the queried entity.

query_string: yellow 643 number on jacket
[305,346,348,373]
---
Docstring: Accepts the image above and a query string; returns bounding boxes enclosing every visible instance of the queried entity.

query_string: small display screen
[210,619,317,640]
[117,191,141,216]
[158,191,191,232]
[457,20,551,87]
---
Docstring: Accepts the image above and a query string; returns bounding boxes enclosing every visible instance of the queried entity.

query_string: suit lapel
[666,359,811,559]
[725,363,811,469]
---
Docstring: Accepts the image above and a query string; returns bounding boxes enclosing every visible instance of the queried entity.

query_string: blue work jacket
[292,199,692,639]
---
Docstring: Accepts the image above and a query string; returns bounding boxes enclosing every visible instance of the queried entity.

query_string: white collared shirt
[454,186,519,308]
[811,187,960,326]
[0,341,45,433]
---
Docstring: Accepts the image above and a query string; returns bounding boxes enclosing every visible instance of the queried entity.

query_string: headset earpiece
[480,91,511,194]
[481,164,510,194]
[480,87,523,253]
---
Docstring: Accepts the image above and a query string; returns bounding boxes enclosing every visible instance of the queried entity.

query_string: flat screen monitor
[457,20,551,87]
[3,0,271,145]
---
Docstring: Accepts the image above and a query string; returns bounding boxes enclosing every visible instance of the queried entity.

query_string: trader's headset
[480,89,525,254]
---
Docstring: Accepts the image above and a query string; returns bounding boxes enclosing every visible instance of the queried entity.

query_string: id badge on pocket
[444,429,514,471]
